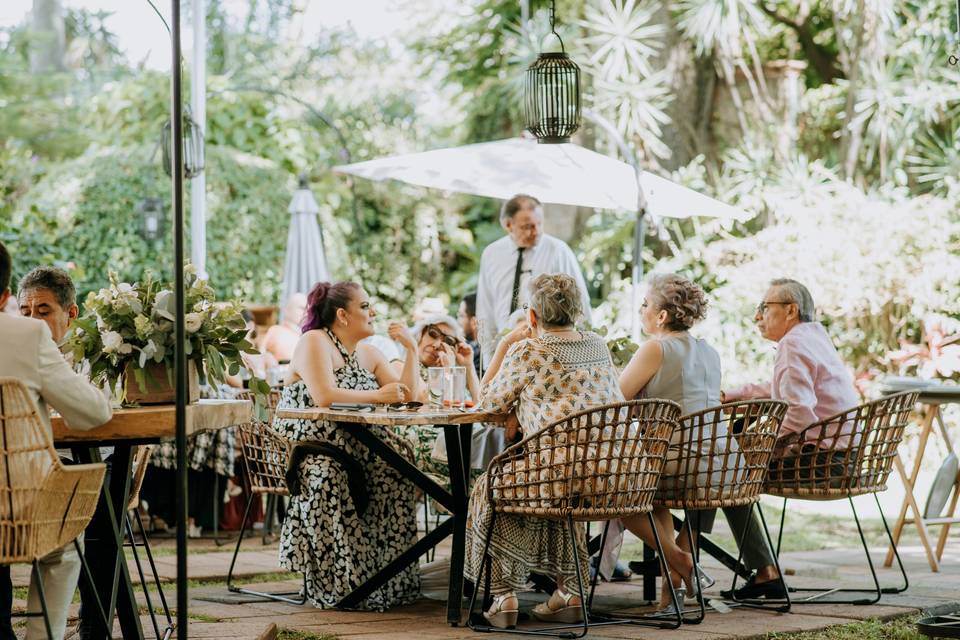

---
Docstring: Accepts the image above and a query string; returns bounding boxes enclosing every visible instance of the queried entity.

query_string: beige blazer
[0,313,112,432]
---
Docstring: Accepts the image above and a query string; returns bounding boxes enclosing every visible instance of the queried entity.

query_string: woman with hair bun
[274,281,422,610]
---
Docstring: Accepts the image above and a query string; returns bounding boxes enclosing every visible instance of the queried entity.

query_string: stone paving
[10,531,960,639]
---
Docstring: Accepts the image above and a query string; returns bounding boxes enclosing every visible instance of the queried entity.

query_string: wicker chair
[0,377,109,638]
[226,417,306,604]
[125,445,174,640]
[764,391,918,605]
[653,400,790,619]
[467,399,682,638]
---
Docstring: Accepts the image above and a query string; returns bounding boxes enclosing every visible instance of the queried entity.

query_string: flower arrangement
[67,265,271,404]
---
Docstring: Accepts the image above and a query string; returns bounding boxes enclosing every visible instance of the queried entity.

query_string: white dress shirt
[476,233,592,365]
[0,313,112,433]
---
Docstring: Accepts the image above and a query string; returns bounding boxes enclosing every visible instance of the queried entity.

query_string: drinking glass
[427,367,445,408]
[444,366,466,409]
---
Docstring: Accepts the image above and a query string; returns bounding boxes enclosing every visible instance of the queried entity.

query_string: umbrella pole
[169,2,189,638]
[632,207,646,342]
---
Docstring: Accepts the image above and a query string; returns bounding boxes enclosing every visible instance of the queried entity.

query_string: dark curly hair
[646,273,708,331]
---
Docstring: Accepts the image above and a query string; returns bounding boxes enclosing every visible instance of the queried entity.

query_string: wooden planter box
[125,361,200,405]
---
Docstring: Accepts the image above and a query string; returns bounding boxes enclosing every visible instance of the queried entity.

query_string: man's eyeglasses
[425,325,459,348]
[755,301,793,315]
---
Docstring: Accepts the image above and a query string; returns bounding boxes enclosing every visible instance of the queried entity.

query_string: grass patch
[768,614,923,639]
[278,630,339,640]
[185,571,296,589]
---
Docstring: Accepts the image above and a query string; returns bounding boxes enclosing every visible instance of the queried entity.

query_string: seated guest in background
[273,281,421,610]
[17,266,79,345]
[724,278,859,451]
[720,278,858,599]
[0,241,113,640]
[464,273,623,628]
[616,273,779,608]
[458,292,482,375]
[225,309,278,387]
[262,292,307,363]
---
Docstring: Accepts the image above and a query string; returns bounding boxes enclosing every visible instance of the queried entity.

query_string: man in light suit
[0,241,112,640]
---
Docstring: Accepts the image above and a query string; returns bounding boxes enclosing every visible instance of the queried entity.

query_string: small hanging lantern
[138,197,164,242]
[523,0,581,144]
[161,106,205,178]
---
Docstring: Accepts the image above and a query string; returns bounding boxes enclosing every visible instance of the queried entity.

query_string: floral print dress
[463,332,624,593]
[274,329,420,610]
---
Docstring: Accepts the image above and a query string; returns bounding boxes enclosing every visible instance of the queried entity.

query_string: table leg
[75,445,144,640]
[885,405,936,567]
[444,424,471,626]
[892,455,939,572]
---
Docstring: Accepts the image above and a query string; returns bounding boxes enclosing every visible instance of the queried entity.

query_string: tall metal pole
[582,108,648,342]
[191,0,207,278]
[170,1,189,638]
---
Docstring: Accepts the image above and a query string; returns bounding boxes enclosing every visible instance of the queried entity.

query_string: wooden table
[275,405,505,625]
[53,399,252,640]
[881,383,960,572]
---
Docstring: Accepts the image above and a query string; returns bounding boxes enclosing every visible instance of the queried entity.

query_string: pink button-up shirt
[727,322,859,448]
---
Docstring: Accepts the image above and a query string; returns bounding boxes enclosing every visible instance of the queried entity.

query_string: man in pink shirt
[719,279,859,601]
[724,278,859,449]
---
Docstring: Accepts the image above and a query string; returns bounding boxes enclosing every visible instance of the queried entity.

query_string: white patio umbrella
[280,176,330,307]
[334,137,751,221]
[334,136,751,338]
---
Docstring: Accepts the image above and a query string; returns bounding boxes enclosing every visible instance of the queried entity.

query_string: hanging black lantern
[523,0,580,144]
[161,106,205,178]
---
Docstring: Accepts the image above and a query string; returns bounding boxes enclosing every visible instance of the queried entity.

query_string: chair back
[234,388,282,422]
[765,391,918,499]
[655,400,787,510]
[488,399,681,521]
[127,445,154,512]
[237,420,291,496]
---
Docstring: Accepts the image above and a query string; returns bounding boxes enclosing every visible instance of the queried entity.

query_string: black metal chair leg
[565,515,590,639]
[728,502,791,612]
[849,496,882,605]
[876,493,909,594]
[75,538,112,637]
[756,503,791,613]
[776,497,787,556]
[127,514,165,640]
[466,511,497,632]
[31,559,55,640]
[227,493,305,604]
[681,513,706,623]
[133,508,174,637]
[586,520,611,611]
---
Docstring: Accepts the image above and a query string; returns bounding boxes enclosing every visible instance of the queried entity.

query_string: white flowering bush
[67,265,269,403]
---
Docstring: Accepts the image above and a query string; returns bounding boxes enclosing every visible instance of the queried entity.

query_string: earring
[341,320,347,327]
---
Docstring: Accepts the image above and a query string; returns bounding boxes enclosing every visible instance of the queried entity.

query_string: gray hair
[499,194,541,224]
[528,273,582,328]
[18,266,76,309]
[411,314,463,342]
[769,278,815,322]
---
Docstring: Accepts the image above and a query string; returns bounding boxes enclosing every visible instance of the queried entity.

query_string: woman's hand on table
[376,382,410,404]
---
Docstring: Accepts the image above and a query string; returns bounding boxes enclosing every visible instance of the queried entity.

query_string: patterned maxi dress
[463,332,624,593]
[274,329,420,610]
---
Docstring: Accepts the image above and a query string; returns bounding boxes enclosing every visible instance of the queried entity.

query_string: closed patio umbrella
[281,175,330,305]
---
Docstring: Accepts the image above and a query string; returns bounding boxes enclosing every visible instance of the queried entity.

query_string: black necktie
[510,247,525,314]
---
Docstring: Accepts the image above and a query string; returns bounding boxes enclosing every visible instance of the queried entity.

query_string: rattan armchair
[764,391,918,605]
[125,445,174,640]
[0,377,109,638]
[226,416,306,604]
[653,400,790,618]
[467,399,682,638]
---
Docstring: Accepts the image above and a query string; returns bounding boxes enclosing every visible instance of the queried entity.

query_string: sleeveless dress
[274,329,420,610]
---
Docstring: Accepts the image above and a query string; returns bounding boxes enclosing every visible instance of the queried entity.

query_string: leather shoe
[720,574,787,600]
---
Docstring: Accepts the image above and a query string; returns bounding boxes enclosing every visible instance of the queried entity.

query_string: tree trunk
[29,0,65,73]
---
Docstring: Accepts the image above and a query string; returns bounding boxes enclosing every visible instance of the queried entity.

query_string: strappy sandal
[483,593,519,629]
[531,589,583,623]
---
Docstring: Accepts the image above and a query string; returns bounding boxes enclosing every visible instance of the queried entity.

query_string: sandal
[531,589,583,623]
[483,593,519,629]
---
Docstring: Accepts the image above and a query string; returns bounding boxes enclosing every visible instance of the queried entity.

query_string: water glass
[427,367,445,408]
[443,366,466,409]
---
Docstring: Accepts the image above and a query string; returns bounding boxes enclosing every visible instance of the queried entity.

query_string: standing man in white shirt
[476,194,592,367]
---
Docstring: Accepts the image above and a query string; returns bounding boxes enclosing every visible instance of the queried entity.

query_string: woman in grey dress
[273,281,422,610]
[617,273,776,609]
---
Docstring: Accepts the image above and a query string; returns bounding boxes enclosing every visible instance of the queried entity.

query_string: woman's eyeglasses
[387,401,424,411]
[425,326,459,348]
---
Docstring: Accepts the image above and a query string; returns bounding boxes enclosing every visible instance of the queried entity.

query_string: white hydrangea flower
[102,330,124,354]
[185,312,204,333]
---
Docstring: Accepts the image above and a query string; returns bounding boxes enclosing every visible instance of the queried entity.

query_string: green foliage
[3,144,292,304]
